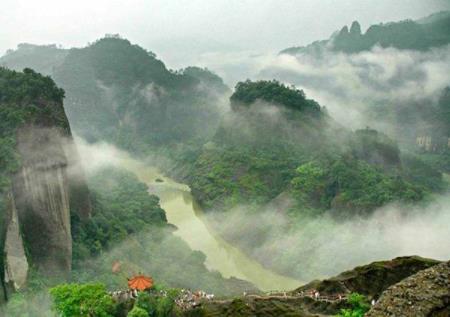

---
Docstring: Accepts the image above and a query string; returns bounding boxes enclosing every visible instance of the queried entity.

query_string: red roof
[128,275,154,291]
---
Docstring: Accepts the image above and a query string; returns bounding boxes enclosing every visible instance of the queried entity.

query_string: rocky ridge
[366,260,450,317]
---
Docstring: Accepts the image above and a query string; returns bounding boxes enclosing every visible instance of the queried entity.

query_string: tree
[50,283,116,317]
[337,293,371,317]
[128,306,149,317]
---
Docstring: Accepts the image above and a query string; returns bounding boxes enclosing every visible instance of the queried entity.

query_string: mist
[205,196,450,282]
[2,0,450,69]
[72,137,450,284]
[259,45,450,132]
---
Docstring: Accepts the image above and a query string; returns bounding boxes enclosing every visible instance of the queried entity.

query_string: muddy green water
[122,159,301,291]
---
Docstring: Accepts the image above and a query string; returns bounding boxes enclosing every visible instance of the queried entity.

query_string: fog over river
[121,159,301,291]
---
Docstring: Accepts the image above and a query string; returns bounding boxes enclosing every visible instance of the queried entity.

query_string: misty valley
[0,6,450,317]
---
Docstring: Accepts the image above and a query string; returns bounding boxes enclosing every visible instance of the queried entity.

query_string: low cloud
[206,196,450,282]
[199,45,450,134]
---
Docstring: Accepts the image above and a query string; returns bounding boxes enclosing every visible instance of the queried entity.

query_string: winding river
[121,159,301,291]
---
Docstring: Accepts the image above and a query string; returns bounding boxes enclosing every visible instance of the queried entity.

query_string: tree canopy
[230,80,322,115]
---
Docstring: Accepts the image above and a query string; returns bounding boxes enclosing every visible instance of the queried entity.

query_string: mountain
[171,81,445,284]
[1,36,229,149]
[0,44,68,76]
[0,67,92,301]
[281,11,450,55]
[274,12,450,176]
[183,80,441,215]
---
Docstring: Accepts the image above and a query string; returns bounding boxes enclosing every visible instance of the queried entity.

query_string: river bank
[120,158,301,291]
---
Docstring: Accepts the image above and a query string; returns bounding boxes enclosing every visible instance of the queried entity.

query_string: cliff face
[11,126,72,276]
[0,68,92,298]
[3,192,28,293]
[185,256,443,317]
[366,260,450,317]
[294,256,441,300]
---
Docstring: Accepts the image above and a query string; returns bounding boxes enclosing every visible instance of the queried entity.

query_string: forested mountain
[270,12,450,176]
[281,11,450,55]
[169,80,445,283]
[183,80,442,216]
[1,36,229,149]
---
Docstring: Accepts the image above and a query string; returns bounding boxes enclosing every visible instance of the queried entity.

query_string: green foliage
[292,157,424,215]
[0,67,65,104]
[136,292,156,316]
[0,67,68,192]
[4,293,29,317]
[52,37,225,146]
[0,67,70,284]
[351,128,400,168]
[189,146,301,209]
[50,283,116,317]
[130,289,180,317]
[128,306,149,317]
[230,80,322,115]
[71,167,167,263]
[0,67,68,189]
[337,293,370,317]
[70,165,253,296]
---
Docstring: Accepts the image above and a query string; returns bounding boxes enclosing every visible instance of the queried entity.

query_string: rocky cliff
[11,126,73,277]
[0,67,92,300]
[294,256,441,300]
[366,260,450,317]
[184,256,442,317]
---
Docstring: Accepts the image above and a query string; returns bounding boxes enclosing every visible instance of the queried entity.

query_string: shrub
[50,283,116,317]
[128,306,149,317]
[337,293,370,317]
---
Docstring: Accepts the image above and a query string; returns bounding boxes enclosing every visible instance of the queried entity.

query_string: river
[121,159,301,291]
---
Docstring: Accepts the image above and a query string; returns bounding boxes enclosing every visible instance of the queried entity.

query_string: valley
[0,4,449,316]
[120,159,302,291]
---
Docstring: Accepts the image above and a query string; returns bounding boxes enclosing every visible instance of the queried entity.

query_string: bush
[337,293,370,317]
[50,283,116,317]
[128,306,149,317]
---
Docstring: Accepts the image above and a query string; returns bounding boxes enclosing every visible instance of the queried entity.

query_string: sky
[1,0,450,68]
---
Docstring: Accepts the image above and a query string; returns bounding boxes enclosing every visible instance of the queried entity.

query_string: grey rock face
[3,192,29,291]
[12,126,72,277]
[366,261,450,317]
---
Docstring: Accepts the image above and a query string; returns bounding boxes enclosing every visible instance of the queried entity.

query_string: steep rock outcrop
[3,192,28,293]
[0,67,92,294]
[12,126,72,276]
[366,260,450,317]
[184,256,442,316]
[295,256,441,299]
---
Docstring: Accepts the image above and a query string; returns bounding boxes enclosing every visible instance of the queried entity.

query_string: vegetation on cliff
[0,66,68,195]
[0,67,71,301]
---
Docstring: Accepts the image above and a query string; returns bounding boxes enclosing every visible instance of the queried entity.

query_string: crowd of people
[175,289,215,310]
